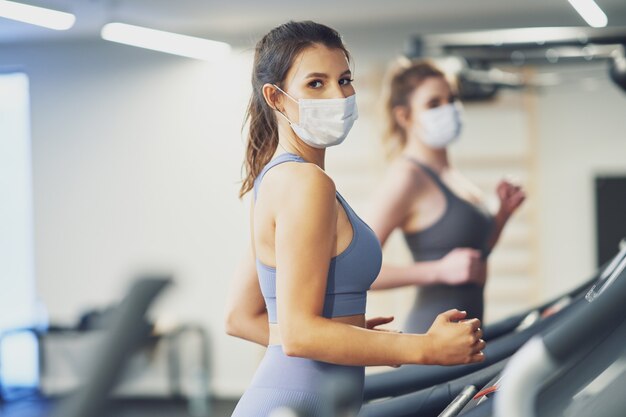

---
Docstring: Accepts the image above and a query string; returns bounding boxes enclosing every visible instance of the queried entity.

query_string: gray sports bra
[403,158,494,262]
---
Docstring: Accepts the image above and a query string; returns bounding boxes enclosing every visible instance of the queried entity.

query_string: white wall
[1,42,261,396]
[534,65,626,299]
[1,38,625,397]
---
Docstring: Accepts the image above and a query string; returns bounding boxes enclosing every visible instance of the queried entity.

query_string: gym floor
[0,394,239,417]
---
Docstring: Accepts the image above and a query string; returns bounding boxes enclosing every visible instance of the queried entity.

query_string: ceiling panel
[1,0,625,45]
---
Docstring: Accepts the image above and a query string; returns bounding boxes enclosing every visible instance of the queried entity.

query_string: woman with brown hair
[368,59,526,333]
[225,23,485,417]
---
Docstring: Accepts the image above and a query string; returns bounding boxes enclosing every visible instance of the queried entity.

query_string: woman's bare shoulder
[261,160,336,203]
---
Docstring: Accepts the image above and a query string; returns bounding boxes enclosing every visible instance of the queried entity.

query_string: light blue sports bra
[253,153,383,324]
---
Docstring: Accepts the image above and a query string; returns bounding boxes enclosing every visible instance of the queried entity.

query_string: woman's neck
[402,137,450,173]
[276,124,326,169]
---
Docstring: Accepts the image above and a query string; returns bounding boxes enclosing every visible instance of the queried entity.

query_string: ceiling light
[568,0,608,28]
[0,0,75,30]
[0,0,76,30]
[101,23,231,61]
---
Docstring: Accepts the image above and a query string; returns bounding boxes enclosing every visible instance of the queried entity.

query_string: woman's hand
[435,248,486,286]
[496,179,526,221]
[366,316,397,331]
[425,309,486,365]
[486,179,526,251]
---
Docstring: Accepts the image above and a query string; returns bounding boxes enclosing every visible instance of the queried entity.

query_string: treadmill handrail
[494,337,558,417]
[544,256,626,361]
[495,255,626,417]
[438,385,477,417]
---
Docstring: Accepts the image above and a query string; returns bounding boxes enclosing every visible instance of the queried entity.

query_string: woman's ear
[262,83,282,111]
[392,105,412,131]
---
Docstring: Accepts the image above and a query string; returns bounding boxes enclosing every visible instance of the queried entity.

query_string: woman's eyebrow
[304,72,329,79]
[303,69,352,79]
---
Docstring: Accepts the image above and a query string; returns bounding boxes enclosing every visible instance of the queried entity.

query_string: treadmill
[51,276,172,417]
[363,242,626,402]
[433,244,626,416]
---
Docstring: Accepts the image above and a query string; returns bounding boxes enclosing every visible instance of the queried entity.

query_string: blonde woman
[368,60,525,333]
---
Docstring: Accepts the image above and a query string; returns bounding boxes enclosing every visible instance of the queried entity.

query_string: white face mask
[273,84,358,149]
[417,102,463,149]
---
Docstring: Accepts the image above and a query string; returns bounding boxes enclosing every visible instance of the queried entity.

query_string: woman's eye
[308,80,323,88]
[339,78,354,86]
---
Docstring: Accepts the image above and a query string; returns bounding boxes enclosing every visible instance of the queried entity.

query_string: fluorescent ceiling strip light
[101,23,231,61]
[0,0,75,30]
[568,0,608,28]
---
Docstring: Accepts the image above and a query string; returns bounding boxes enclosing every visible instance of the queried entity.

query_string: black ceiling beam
[408,27,626,58]
[405,26,626,99]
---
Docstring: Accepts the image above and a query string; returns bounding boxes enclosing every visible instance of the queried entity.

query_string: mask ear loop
[272,84,298,103]
[270,84,298,125]
[268,85,301,153]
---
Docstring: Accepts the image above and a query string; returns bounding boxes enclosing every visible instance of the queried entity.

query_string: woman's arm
[487,179,526,251]
[224,242,269,346]
[373,251,483,290]
[367,162,441,289]
[367,161,417,247]
[367,162,481,289]
[275,163,484,367]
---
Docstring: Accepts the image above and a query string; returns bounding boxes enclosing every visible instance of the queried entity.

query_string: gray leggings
[403,284,484,334]
[231,345,364,417]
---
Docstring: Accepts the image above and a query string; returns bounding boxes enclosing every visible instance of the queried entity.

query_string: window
[0,72,42,390]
